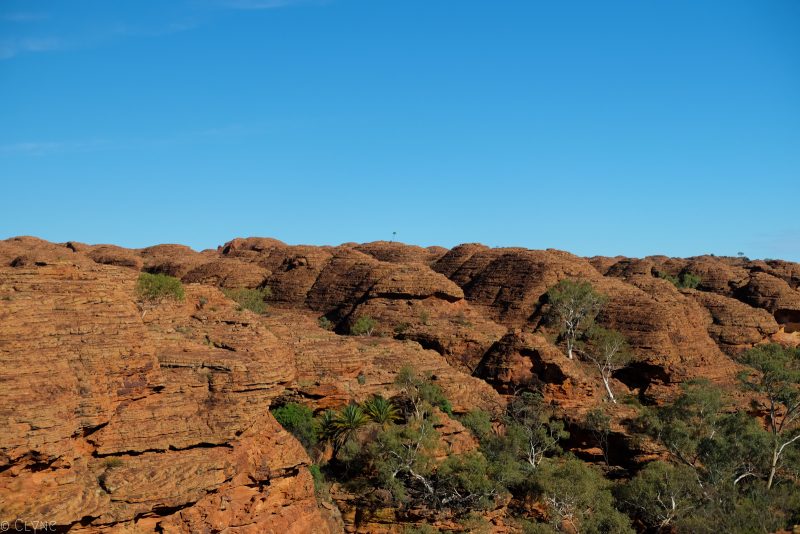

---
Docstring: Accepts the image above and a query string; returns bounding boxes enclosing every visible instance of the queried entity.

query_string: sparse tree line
[546,279,632,403]
[273,345,800,533]
[270,278,800,533]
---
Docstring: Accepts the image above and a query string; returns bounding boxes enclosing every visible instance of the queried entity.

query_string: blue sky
[1,0,798,260]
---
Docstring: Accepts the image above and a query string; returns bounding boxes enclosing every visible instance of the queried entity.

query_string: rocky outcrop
[3,235,800,532]
[0,260,334,533]
[689,290,780,354]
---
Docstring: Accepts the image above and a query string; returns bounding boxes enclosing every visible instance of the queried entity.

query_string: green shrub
[222,286,271,314]
[679,272,701,289]
[436,453,502,511]
[460,409,493,441]
[657,271,701,289]
[351,315,377,336]
[394,322,411,334]
[136,272,185,302]
[318,316,334,330]
[419,310,431,325]
[395,366,453,415]
[272,402,318,451]
[308,464,330,498]
[102,457,124,469]
[532,457,634,533]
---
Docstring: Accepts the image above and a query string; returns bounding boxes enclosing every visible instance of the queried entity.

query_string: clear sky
[1,0,798,260]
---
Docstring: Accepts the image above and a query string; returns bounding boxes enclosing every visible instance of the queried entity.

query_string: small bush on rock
[272,402,318,451]
[136,272,184,302]
[351,315,377,336]
[657,271,701,289]
[223,286,271,314]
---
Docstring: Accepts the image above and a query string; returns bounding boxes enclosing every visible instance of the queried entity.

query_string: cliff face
[1,236,799,532]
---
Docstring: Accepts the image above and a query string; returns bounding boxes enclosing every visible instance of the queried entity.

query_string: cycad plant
[363,395,400,428]
[323,403,370,457]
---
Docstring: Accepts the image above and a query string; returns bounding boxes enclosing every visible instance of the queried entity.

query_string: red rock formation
[0,260,333,533]
[4,235,800,532]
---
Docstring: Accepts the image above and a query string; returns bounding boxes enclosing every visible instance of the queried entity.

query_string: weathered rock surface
[689,290,780,354]
[3,235,800,532]
[0,258,333,533]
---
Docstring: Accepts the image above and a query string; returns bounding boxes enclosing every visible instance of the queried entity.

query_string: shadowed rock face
[2,236,799,532]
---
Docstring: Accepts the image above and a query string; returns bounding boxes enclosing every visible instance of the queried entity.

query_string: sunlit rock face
[2,236,799,531]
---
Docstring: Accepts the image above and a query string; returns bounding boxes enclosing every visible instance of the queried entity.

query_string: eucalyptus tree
[546,280,605,359]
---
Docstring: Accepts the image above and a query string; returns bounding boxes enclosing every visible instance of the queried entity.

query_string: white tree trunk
[602,375,616,404]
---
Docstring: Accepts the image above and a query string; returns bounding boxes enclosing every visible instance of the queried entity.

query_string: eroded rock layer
[2,236,799,532]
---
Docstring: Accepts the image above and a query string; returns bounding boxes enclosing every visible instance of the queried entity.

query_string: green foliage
[350,315,377,336]
[395,365,453,416]
[737,343,800,489]
[321,403,370,455]
[369,415,438,503]
[394,321,411,334]
[102,457,124,469]
[463,392,569,495]
[657,271,702,289]
[419,309,431,326]
[451,311,472,327]
[272,402,317,451]
[737,343,800,406]
[583,327,633,403]
[517,520,557,534]
[617,461,702,531]
[136,272,184,302]
[585,326,632,367]
[635,379,724,469]
[457,512,492,533]
[532,457,634,534]
[545,280,605,359]
[435,452,502,511]
[584,408,611,465]
[504,392,568,470]
[222,286,271,314]
[460,409,493,441]
[675,483,794,534]
[318,316,334,330]
[629,368,800,531]
[308,463,330,499]
[680,272,702,288]
[363,395,400,428]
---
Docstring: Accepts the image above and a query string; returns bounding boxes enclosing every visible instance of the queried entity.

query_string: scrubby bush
[350,315,377,336]
[318,316,334,330]
[436,452,502,511]
[136,272,184,302]
[102,457,124,469]
[223,286,271,314]
[460,409,493,441]
[657,271,701,289]
[395,365,452,415]
[271,402,317,451]
[532,457,634,533]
